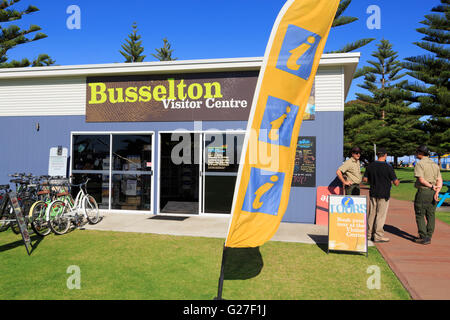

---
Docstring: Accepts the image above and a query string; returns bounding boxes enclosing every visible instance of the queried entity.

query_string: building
[0,53,360,223]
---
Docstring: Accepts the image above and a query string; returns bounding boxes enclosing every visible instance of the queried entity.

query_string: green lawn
[0,230,410,300]
[389,168,450,202]
[436,211,450,225]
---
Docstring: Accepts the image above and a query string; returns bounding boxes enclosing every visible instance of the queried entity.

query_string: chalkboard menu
[292,136,316,187]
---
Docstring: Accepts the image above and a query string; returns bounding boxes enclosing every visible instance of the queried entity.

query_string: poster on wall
[303,82,315,121]
[48,147,68,177]
[207,146,230,170]
[292,137,316,187]
[328,195,368,256]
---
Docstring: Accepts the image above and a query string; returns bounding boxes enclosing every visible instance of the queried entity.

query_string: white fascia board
[0,57,263,79]
[0,53,360,80]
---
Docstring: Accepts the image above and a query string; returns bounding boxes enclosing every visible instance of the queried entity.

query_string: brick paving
[362,187,450,300]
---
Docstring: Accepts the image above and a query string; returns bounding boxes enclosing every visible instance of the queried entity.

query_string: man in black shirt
[363,148,400,243]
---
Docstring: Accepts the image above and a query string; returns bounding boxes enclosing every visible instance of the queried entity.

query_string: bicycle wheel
[48,201,71,235]
[22,198,35,235]
[10,222,21,234]
[0,215,9,232]
[0,203,10,232]
[0,201,15,232]
[30,201,51,237]
[83,195,99,224]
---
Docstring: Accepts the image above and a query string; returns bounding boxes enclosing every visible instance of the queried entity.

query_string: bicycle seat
[49,179,69,185]
[56,192,70,197]
[37,190,50,195]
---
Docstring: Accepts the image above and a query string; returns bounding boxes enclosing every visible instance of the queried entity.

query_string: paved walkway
[361,187,450,300]
[84,213,344,246]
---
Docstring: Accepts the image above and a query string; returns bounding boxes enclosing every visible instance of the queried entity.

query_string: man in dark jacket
[363,148,400,243]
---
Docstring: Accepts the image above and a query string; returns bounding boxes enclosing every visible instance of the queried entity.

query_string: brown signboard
[86,71,259,122]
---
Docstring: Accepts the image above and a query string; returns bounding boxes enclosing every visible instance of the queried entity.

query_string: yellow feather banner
[225,0,340,248]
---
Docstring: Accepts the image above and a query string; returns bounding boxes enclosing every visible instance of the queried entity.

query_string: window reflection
[72,135,110,171]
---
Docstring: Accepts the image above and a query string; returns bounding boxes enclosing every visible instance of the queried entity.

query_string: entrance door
[111,134,154,211]
[202,132,244,214]
[159,132,201,215]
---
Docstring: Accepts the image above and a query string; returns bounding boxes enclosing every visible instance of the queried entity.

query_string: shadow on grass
[310,238,368,256]
[0,234,44,255]
[307,234,329,254]
[223,247,263,280]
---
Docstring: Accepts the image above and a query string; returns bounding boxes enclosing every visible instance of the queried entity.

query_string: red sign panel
[315,186,342,225]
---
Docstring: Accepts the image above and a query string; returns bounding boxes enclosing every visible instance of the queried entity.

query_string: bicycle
[6,173,38,235]
[0,185,34,235]
[0,184,12,232]
[28,175,55,237]
[47,178,100,235]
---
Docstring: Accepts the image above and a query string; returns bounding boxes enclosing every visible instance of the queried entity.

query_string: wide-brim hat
[351,147,361,154]
[416,145,430,155]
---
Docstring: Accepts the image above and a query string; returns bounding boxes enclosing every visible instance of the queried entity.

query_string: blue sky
[4,0,442,101]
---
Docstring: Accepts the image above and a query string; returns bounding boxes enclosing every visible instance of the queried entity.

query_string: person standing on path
[413,145,443,245]
[363,148,400,243]
[337,146,363,195]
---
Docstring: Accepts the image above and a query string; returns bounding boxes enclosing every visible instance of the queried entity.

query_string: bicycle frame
[45,183,89,222]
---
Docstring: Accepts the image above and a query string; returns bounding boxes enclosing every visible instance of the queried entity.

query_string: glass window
[72,135,110,209]
[203,133,244,214]
[72,135,110,171]
[111,135,153,211]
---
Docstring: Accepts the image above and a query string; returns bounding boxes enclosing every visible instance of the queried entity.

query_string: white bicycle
[46,178,100,235]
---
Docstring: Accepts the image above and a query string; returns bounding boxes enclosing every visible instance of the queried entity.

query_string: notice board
[328,195,368,256]
[292,136,316,187]
[48,146,68,177]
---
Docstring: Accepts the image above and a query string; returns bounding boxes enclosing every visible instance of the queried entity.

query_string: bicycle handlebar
[70,178,90,188]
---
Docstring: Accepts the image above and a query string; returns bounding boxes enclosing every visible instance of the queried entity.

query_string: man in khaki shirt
[413,145,443,245]
[337,146,363,195]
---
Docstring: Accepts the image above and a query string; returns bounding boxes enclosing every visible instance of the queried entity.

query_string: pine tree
[329,0,375,53]
[0,0,54,68]
[120,22,146,63]
[345,40,424,165]
[152,38,177,61]
[402,0,450,162]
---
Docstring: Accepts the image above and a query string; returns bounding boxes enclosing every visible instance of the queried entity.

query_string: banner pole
[214,245,227,300]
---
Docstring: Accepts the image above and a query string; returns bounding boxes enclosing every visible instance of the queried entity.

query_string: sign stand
[9,192,33,256]
[214,245,228,300]
[327,195,368,257]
